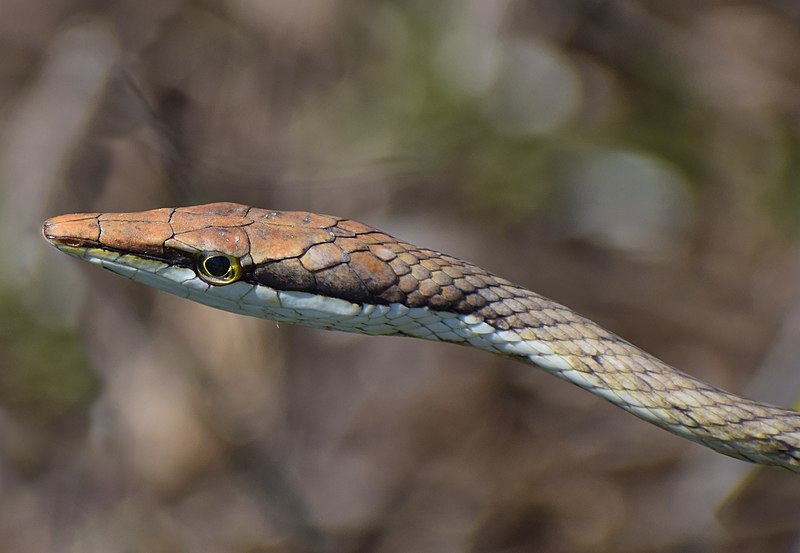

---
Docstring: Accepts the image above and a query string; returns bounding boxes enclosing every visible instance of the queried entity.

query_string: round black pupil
[205,256,231,277]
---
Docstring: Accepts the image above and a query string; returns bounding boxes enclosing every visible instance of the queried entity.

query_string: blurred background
[3,1,800,551]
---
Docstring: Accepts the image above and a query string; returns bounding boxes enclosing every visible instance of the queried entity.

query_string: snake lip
[42,217,199,271]
[42,232,97,249]
[42,228,98,249]
[42,231,102,251]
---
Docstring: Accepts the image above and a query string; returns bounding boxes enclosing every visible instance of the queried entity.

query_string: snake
[42,201,800,471]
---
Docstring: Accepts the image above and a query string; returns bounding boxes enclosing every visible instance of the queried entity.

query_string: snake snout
[43,213,101,248]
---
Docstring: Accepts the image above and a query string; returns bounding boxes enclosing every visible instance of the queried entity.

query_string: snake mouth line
[43,234,100,250]
[43,223,199,270]
[42,221,94,248]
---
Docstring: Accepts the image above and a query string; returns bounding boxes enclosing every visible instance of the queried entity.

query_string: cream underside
[59,245,575,360]
[57,245,759,457]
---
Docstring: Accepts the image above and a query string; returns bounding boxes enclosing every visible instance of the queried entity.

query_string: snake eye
[196,253,242,285]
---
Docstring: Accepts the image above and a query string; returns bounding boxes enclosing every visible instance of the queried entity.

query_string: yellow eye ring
[196,252,242,285]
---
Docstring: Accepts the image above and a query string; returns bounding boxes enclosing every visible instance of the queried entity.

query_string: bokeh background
[3,1,800,551]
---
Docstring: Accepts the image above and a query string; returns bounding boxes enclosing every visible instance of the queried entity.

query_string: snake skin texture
[43,202,800,471]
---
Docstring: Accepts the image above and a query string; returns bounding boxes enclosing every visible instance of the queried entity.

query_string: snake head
[42,203,354,321]
[43,202,497,324]
[43,202,445,331]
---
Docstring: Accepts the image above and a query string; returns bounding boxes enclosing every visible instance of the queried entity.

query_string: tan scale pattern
[43,202,800,471]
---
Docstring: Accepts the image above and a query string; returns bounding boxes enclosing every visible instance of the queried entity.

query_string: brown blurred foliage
[3,1,800,552]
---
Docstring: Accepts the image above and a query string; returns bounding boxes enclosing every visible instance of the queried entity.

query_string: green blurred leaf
[0,294,99,423]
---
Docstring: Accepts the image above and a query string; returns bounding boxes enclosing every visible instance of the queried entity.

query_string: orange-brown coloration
[41,202,800,470]
[44,216,101,246]
[249,225,334,264]
[43,202,510,314]
[101,221,174,254]
[99,208,173,222]
[168,226,250,258]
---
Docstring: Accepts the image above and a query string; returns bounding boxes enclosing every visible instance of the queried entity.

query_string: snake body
[43,202,800,471]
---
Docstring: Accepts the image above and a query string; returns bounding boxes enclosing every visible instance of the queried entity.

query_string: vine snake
[43,202,800,471]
